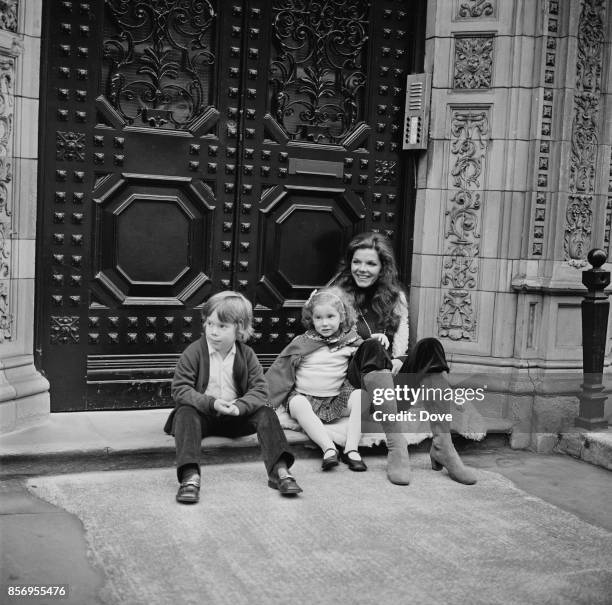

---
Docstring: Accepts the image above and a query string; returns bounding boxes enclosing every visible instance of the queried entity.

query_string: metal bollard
[575,249,610,430]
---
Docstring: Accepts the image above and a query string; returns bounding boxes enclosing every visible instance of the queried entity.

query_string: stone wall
[0,0,49,433]
[412,0,612,447]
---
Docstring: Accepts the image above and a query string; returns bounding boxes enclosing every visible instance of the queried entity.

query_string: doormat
[28,455,612,605]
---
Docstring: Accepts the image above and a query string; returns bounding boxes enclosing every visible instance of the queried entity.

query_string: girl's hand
[391,358,403,375]
[371,333,389,349]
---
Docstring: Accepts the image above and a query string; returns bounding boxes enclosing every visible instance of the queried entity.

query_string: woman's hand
[391,358,403,376]
[370,332,389,349]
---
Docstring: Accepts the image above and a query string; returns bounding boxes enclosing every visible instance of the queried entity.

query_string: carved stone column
[0,0,50,433]
[509,0,611,447]
[564,0,608,267]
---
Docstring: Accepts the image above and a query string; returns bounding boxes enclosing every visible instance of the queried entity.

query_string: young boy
[163,291,302,503]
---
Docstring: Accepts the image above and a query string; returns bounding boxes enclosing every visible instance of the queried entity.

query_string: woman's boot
[363,371,411,485]
[427,400,477,485]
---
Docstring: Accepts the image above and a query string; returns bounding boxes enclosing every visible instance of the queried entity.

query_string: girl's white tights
[288,390,364,458]
[288,395,336,454]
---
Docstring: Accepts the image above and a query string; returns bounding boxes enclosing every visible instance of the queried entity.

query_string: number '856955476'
[6,584,68,598]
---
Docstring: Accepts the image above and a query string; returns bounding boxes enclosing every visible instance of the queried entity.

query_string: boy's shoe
[176,474,201,504]
[267,474,303,496]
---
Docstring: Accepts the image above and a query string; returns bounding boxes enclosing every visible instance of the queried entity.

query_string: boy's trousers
[172,405,295,480]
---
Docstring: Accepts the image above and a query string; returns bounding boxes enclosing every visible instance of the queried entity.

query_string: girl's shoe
[341,450,368,472]
[321,448,339,470]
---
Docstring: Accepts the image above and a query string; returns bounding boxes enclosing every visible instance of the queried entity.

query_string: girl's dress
[265,328,362,422]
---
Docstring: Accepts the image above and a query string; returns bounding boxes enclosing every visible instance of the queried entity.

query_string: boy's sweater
[163,336,267,434]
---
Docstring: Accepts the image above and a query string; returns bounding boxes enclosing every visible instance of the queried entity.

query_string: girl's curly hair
[334,232,405,334]
[301,287,357,334]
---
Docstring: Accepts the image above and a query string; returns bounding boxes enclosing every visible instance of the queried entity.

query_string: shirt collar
[206,338,236,359]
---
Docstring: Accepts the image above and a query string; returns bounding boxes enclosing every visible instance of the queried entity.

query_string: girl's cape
[265,329,362,409]
[278,328,361,356]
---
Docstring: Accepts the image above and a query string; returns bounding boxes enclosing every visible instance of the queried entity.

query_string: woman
[335,231,480,486]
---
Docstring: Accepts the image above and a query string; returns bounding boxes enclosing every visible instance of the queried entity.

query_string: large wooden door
[36,0,423,410]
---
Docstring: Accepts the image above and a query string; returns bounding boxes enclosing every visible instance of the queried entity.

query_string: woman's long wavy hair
[334,232,406,334]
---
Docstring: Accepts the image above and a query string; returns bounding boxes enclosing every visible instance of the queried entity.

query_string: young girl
[266,287,367,472]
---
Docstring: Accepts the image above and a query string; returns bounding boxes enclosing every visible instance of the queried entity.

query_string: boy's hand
[214,399,240,416]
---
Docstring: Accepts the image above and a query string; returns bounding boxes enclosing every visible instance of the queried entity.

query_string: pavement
[1,411,611,605]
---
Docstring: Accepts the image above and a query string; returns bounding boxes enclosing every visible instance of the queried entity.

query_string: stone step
[0,408,514,476]
[555,429,612,472]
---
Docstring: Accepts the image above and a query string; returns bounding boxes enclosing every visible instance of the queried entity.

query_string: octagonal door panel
[36,0,424,410]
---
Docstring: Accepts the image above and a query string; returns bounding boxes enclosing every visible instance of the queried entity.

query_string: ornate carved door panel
[236,0,421,364]
[36,0,422,411]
